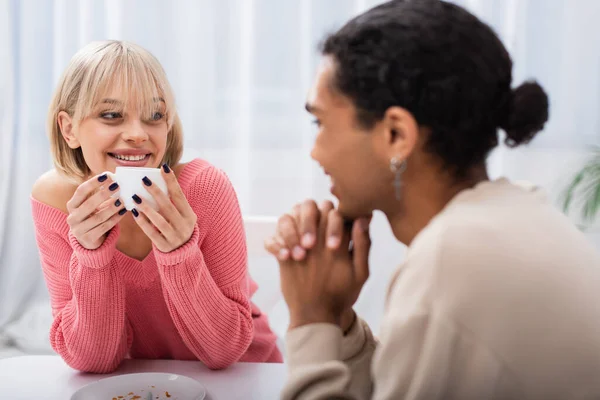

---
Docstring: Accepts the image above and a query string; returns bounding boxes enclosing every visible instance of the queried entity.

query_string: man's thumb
[352,218,371,284]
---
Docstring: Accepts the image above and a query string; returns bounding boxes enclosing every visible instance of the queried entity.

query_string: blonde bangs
[73,42,176,128]
[48,40,183,180]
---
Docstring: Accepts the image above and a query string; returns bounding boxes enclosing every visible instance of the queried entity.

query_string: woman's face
[59,86,169,177]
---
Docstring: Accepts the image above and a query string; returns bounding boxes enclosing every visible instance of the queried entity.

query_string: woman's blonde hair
[47,40,183,180]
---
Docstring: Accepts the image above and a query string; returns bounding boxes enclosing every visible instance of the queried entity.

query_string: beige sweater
[283,179,600,400]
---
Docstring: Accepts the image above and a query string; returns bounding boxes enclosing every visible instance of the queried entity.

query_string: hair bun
[500,81,549,147]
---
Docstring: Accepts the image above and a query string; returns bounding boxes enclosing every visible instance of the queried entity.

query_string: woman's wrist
[153,224,201,266]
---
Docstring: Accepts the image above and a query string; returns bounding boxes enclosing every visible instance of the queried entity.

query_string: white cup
[104,167,168,210]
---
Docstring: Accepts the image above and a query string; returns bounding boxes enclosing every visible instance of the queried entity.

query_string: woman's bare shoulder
[31,169,78,214]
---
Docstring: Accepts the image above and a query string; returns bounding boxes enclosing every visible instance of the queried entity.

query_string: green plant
[562,147,600,224]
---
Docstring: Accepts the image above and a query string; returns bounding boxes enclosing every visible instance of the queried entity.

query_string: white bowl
[70,372,206,400]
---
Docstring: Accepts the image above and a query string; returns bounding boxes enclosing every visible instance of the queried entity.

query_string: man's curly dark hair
[320,0,549,177]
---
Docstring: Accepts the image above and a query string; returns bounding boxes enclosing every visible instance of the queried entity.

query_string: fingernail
[142,176,152,186]
[292,246,306,260]
[132,194,142,204]
[162,164,171,173]
[109,182,119,191]
[327,236,340,249]
[98,174,108,182]
[132,208,139,217]
[301,233,315,247]
[278,248,289,260]
[359,218,370,232]
[114,199,121,207]
[118,208,127,215]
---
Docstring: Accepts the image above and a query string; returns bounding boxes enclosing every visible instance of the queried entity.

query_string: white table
[0,355,287,399]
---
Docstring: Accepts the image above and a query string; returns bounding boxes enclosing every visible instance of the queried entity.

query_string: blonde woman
[31,41,282,373]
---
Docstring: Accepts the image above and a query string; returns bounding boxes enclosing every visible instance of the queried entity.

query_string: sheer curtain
[1,0,598,355]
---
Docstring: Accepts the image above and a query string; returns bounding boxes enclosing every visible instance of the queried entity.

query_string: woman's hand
[66,173,127,250]
[265,200,372,330]
[131,165,197,253]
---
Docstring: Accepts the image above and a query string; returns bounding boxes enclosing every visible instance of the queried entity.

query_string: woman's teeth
[111,154,148,161]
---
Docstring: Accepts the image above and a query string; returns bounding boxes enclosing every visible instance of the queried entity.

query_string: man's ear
[382,106,419,160]
[57,111,81,149]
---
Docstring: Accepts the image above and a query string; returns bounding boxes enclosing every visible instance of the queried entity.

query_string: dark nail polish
[118,208,127,215]
[142,176,152,186]
[132,208,139,217]
[98,174,108,182]
[114,199,121,207]
[109,182,119,191]
[132,194,142,204]
[162,163,171,173]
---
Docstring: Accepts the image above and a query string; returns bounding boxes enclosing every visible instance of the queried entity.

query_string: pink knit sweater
[31,159,282,373]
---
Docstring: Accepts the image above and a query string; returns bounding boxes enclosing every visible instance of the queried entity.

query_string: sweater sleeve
[283,316,378,400]
[32,201,133,373]
[152,167,254,370]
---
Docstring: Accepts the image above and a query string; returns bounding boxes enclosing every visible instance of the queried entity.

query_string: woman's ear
[57,111,81,149]
[382,106,419,160]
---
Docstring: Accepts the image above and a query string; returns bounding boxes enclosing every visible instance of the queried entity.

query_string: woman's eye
[149,112,164,121]
[100,112,122,120]
[312,119,321,127]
